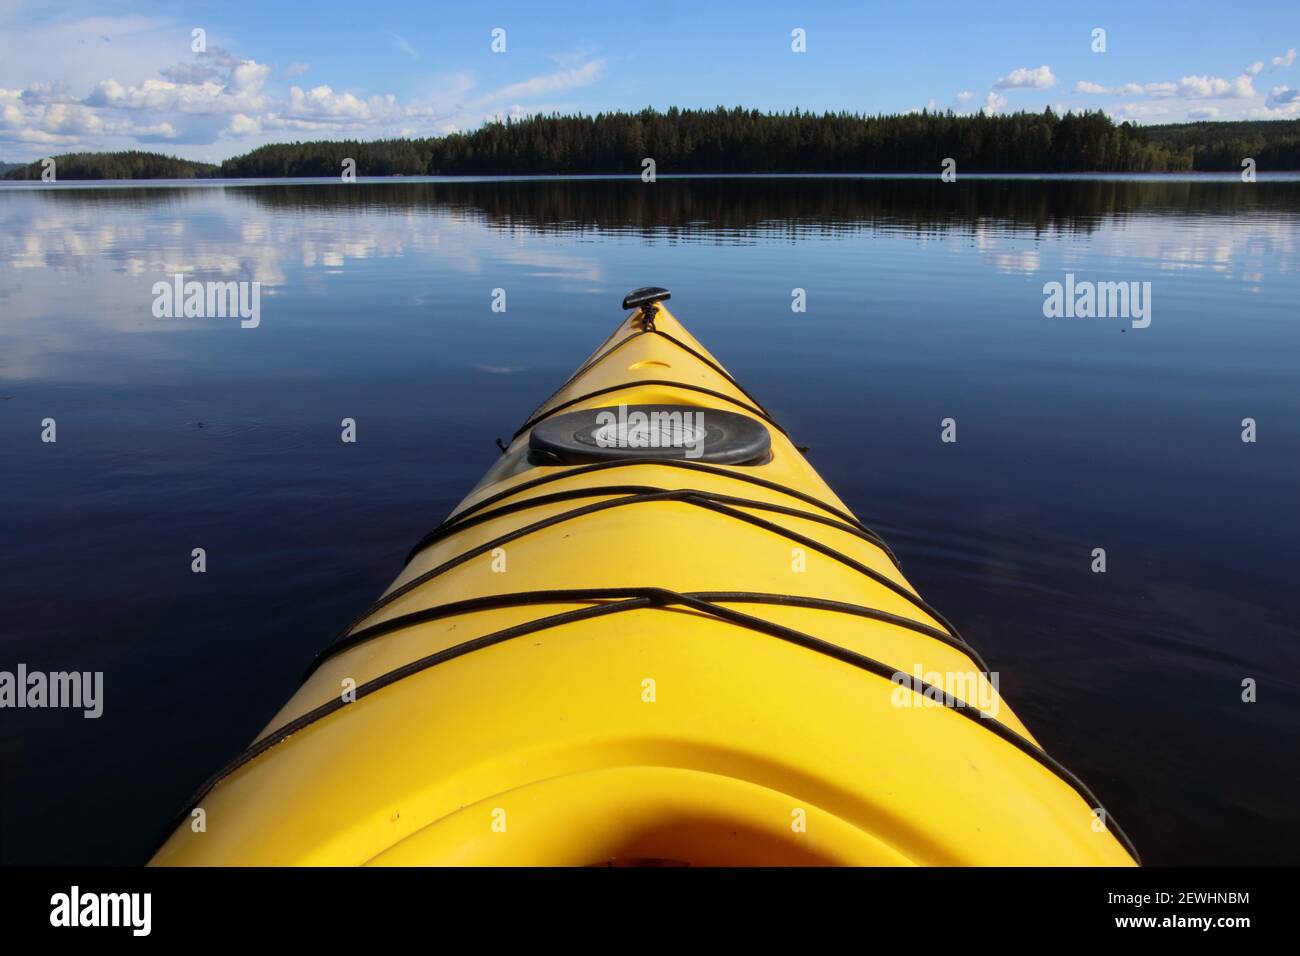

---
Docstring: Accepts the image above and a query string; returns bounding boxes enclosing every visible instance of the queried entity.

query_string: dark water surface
[1,176,1298,865]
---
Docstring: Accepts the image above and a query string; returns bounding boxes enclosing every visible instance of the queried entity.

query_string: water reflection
[4,178,1298,331]
[232,177,1300,237]
[1,177,1298,865]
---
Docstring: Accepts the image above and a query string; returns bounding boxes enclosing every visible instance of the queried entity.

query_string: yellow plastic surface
[151,304,1137,866]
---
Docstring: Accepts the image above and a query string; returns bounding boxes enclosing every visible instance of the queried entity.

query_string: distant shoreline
[4,171,1300,187]
[5,109,1299,181]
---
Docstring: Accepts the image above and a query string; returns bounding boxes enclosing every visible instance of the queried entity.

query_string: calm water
[2,176,1298,865]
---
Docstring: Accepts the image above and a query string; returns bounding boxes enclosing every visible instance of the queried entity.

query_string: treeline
[6,109,1300,180]
[2,151,218,180]
[229,177,1300,238]
[1144,119,1300,171]
[220,108,1188,176]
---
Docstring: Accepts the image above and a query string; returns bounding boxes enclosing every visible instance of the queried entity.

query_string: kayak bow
[152,287,1138,866]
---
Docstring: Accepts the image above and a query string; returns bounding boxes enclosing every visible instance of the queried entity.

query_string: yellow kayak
[152,288,1138,866]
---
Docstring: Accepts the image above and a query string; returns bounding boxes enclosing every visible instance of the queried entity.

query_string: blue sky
[1,0,1297,161]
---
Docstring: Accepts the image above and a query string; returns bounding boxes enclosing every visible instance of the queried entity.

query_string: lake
[1,174,1297,865]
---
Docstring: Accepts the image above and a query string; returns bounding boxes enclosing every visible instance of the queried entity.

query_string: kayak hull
[151,303,1137,866]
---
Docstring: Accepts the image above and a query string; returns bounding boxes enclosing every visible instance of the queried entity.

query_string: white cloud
[0,85,179,143]
[285,84,396,123]
[0,7,610,161]
[548,48,598,69]
[1266,85,1300,107]
[17,81,79,105]
[1176,74,1255,98]
[982,91,1007,115]
[229,61,272,93]
[481,59,605,102]
[1072,48,1300,122]
[1248,102,1300,118]
[85,75,265,114]
[225,113,261,135]
[158,47,239,85]
[82,54,273,117]
[1117,102,1174,120]
[1077,49,1296,124]
[1075,74,1254,100]
[955,90,974,104]
[994,65,1056,90]
[388,32,417,60]
[1127,82,1178,96]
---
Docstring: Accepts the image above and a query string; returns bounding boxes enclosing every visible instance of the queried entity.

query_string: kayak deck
[152,294,1138,866]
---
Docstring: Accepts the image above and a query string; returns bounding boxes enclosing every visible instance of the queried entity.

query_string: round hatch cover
[529,404,770,465]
